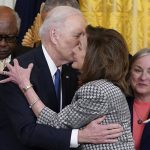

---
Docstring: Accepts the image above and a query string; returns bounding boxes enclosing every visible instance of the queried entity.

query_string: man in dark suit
[0,6,123,150]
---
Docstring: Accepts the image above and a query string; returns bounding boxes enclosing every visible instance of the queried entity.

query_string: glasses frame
[0,35,18,43]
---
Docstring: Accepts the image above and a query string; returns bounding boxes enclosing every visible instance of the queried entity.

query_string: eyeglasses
[0,35,18,43]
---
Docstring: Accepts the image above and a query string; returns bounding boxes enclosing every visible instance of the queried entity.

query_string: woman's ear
[49,27,59,45]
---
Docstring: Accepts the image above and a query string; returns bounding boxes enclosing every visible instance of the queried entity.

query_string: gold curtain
[79,0,150,55]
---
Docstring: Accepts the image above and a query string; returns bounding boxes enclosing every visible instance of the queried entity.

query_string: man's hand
[78,116,123,144]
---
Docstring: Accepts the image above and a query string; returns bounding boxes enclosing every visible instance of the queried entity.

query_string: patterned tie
[0,60,4,71]
[54,69,61,101]
[0,56,11,71]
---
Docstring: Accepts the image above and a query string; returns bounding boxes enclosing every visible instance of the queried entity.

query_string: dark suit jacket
[0,45,78,150]
[127,96,150,150]
[11,45,32,59]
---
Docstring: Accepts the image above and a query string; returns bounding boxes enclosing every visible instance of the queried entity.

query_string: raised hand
[0,59,33,89]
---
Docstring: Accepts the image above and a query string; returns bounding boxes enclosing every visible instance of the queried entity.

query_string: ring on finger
[2,71,7,75]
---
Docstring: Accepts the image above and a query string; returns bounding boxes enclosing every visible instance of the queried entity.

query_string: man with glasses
[0,6,29,71]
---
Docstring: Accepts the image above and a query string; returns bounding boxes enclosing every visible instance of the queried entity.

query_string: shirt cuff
[70,129,79,148]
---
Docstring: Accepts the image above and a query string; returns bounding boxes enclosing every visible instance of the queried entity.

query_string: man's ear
[49,27,59,45]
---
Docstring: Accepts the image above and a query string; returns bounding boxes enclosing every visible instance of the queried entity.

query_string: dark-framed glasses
[0,35,18,43]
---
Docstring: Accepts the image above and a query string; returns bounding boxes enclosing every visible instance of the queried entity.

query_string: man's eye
[74,33,82,38]
[0,35,17,43]
[74,35,80,38]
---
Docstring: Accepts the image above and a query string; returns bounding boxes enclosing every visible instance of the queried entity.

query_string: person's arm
[0,59,123,144]
[0,79,72,150]
[0,60,72,150]
[14,80,123,145]
[21,81,123,144]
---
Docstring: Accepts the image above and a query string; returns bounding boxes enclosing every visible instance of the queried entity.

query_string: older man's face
[0,17,18,60]
[55,14,87,65]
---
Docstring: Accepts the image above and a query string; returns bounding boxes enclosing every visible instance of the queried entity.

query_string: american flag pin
[65,76,69,79]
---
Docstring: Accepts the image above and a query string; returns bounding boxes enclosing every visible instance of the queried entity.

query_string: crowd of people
[0,0,150,150]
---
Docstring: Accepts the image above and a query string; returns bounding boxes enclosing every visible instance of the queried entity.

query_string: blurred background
[1,0,150,55]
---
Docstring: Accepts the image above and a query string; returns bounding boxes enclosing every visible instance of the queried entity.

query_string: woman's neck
[134,93,150,102]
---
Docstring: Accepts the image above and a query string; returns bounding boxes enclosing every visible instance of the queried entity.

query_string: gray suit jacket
[37,79,135,149]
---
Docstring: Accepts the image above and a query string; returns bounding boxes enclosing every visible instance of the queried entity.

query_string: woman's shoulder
[79,79,120,92]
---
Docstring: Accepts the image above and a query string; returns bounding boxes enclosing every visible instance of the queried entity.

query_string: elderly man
[0,6,30,71]
[0,6,123,150]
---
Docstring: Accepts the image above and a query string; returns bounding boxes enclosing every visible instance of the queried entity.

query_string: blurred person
[127,48,150,150]
[1,25,135,149]
[0,7,123,150]
[22,0,80,47]
[41,0,79,21]
[0,6,31,71]
[0,6,20,71]
[0,6,32,150]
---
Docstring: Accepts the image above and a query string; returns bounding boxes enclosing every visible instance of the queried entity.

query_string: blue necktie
[54,69,61,101]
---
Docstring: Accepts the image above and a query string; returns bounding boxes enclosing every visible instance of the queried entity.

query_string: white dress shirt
[42,45,78,148]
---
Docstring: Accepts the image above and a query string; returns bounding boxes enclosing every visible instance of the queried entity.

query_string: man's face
[55,15,87,65]
[0,17,18,60]
[72,33,87,70]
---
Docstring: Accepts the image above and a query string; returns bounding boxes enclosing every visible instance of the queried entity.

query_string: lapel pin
[65,76,69,79]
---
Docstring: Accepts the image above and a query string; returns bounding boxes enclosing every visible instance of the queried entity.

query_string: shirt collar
[42,44,57,78]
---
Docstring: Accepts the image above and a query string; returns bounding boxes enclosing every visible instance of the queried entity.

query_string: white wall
[0,0,16,9]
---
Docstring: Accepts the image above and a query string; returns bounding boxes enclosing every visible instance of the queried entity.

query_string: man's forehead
[0,16,14,25]
[0,19,17,34]
[65,16,86,28]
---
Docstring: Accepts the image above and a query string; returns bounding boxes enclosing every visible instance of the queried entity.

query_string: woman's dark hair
[80,25,129,95]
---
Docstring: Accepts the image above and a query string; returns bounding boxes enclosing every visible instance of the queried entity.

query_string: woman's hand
[0,59,33,89]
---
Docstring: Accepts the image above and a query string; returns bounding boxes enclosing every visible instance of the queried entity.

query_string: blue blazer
[0,46,78,150]
[127,96,150,150]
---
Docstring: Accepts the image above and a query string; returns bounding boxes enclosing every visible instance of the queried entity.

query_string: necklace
[134,105,143,125]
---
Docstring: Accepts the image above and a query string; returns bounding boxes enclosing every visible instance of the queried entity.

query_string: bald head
[0,6,21,32]
[0,6,21,60]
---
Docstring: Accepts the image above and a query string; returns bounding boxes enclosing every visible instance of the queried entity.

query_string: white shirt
[0,0,16,9]
[0,55,11,71]
[42,45,79,148]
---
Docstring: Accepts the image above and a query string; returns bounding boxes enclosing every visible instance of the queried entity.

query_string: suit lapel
[141,112,150,148]
[127,96,150,149]
[61,64,79,108]
[126,96,134,132]
[32,46,59,112]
